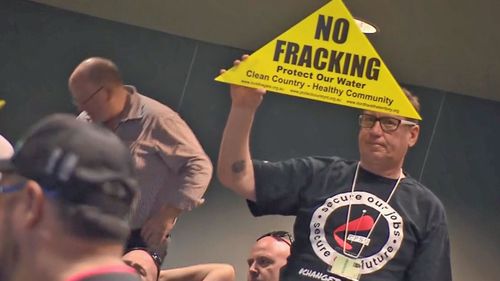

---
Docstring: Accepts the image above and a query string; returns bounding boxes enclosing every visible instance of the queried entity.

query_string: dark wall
[1,2,498,281]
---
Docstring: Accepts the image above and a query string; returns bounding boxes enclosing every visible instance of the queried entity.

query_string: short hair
[402,87,421,113]
[402,87,421,123]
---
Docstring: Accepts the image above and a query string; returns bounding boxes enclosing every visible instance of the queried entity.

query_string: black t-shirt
[248,156,451,281]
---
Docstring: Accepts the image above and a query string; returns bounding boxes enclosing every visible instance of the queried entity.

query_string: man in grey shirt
[68,57,213,257]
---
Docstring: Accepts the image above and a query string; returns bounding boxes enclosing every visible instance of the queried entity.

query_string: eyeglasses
[257,231,294,247]
[73,86,103,107]
[0,181,26,194]
[358,114,418,133]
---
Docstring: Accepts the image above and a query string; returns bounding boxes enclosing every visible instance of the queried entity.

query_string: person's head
[68,57,127,123]
[358,88,421,173]
[247,231,292,281]
[0,135,14,159]
[0,114,138,279]
[123,248,162,281]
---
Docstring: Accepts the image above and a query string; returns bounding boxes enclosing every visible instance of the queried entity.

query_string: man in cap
[0,114,140,281]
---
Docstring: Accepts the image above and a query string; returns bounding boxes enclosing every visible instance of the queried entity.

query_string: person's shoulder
[400,177,450,236]
[254,155,355,173]
[305,155,357,171]
[126,86,173,115]
[401,176,447,214]
[134,92,189,128]
[403,177,442,200]
[136,93,176,116]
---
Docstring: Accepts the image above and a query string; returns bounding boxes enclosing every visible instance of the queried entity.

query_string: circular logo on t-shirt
[310,191,403,274]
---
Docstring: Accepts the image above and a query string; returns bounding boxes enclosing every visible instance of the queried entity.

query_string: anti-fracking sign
[215,0,421,120]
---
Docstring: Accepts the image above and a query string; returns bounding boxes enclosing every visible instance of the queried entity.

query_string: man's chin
[361,152,392,166]
[362,147,388,158]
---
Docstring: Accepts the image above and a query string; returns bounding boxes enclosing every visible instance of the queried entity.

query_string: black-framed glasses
[0,181,26,194]
[358,114,418,133]
[257,231,294,247]
[72,86,103,107]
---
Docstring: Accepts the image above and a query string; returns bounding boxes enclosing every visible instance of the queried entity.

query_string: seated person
[247,231,292,281]
[123,248,234,281]
[122,230,292,281]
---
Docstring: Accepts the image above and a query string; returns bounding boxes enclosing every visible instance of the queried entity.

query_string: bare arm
[217,55,266,202]
[159,264,235,281]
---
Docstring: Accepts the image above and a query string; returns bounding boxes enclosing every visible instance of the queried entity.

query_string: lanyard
[342,162,403,258]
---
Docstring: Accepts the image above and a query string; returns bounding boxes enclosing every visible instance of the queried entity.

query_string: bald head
[69,57,123,87]
[69,57,128,123]
[0,134,14,159]
[247,236,291,281]
[123,249,159,281]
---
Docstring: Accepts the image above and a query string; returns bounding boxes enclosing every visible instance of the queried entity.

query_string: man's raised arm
[217,55,266,202]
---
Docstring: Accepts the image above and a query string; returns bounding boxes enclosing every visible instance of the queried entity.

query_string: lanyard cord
[342,162,403,258]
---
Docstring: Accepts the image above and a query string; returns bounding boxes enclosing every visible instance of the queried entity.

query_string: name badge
[329,255,362,281]
[347,234,371,246]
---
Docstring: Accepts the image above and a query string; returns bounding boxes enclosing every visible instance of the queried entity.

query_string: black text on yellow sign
[273,15,381,81]
[216,0,421,120]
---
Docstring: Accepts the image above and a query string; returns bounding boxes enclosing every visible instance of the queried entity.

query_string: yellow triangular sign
[216,0,421,120]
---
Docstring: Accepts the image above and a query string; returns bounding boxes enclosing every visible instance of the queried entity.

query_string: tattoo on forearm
[231,160,246,173]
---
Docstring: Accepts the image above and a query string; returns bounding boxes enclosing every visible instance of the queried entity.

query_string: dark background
[1,2,498,280]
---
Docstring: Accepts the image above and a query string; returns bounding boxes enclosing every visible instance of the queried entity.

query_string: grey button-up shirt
[78,86,212,228]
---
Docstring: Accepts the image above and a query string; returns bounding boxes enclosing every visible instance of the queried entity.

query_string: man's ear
[408,125,420,148]
[17,181,45,228]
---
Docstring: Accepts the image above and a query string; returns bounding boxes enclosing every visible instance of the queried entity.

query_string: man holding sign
[217,55,451,281]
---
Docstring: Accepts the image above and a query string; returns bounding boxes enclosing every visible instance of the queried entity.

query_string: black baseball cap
[0,113,138,217]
